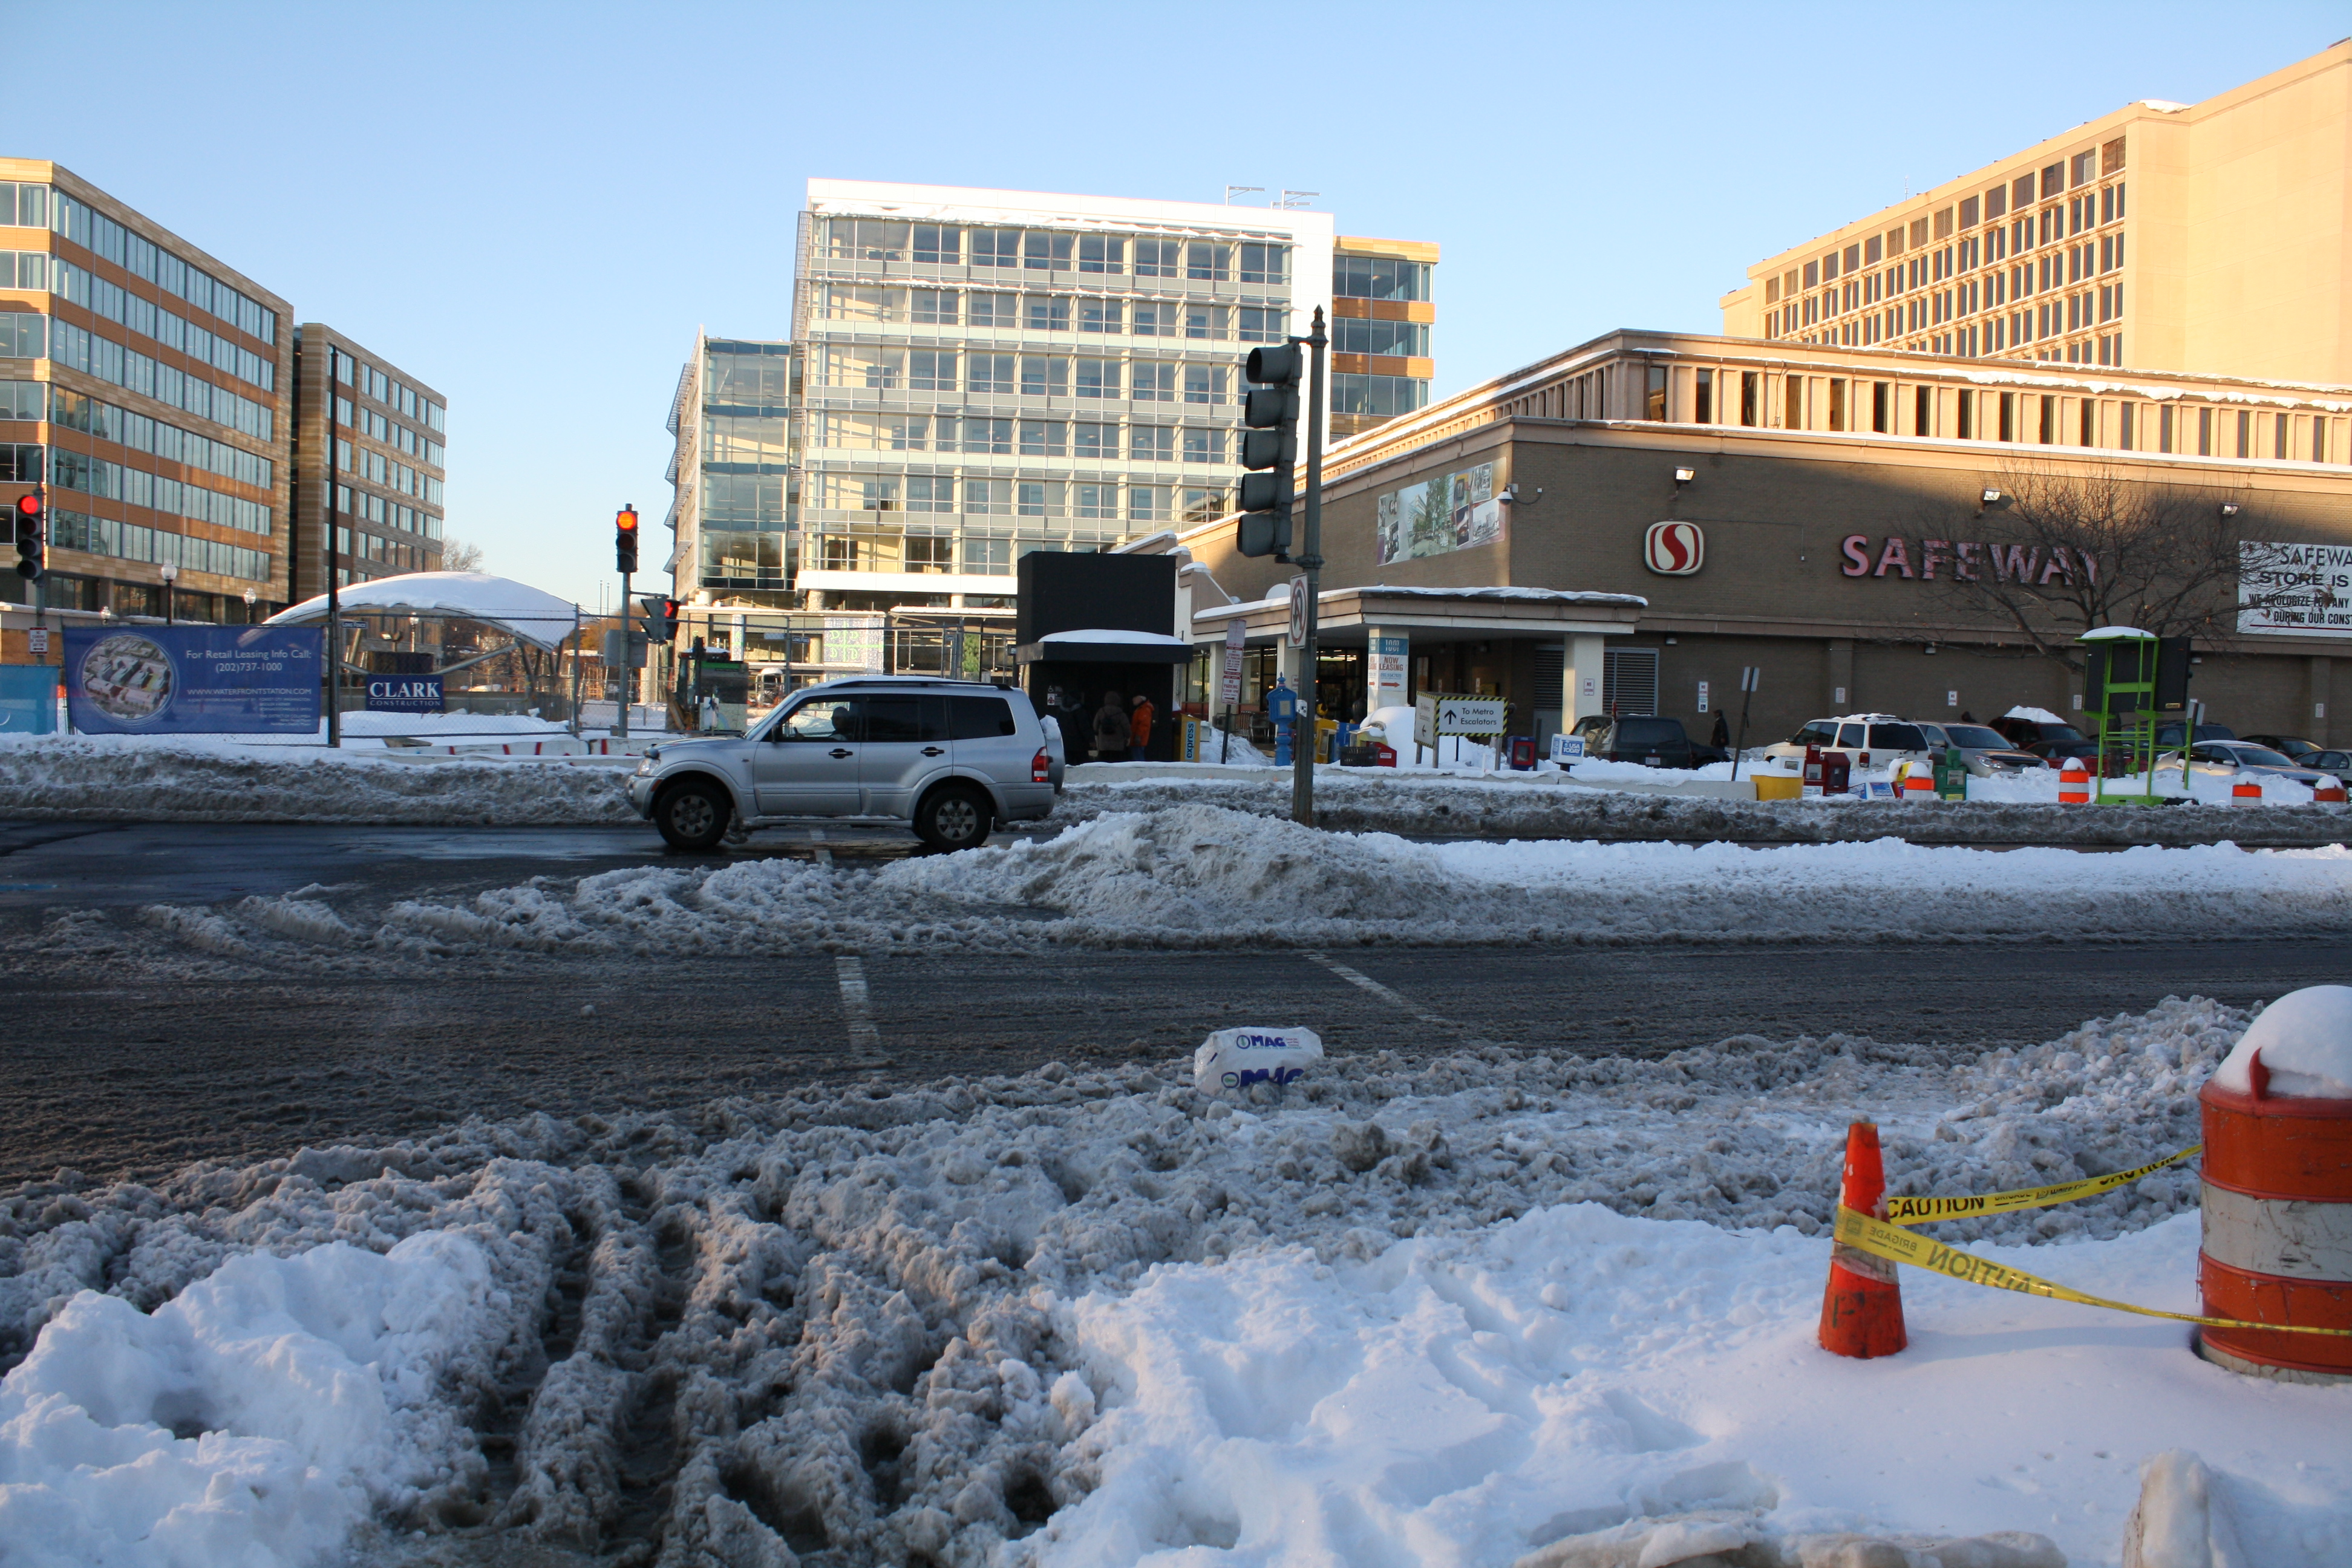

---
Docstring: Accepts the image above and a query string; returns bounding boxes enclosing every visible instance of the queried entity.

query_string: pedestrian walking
[1129,692,1155,761]
[1710,711,1731,750]
[1051,687,1088,766]
[1092,691,1128,761]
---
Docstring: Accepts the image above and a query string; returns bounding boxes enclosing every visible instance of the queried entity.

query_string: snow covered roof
[1039,629,1190,647]
[1198,584,1647,621]
[2079,626,2154,641]
[2005,706,2069,724]
[267,572,581,652]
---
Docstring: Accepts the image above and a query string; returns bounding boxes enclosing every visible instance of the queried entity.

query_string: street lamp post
[159,561,177,625]
[243,587,256,625]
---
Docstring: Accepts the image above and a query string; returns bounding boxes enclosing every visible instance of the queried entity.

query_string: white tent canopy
[267,572,581,652]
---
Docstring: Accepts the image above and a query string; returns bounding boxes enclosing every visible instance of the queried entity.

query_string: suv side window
[1870,724,1929,751]
[776,698,854,740]
[1835,723,1866,748]
[856,694,950,743]
[948,694,1017,739]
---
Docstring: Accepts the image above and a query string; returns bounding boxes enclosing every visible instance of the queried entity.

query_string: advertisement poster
[1376,461,1501,566]
[64,624,322,735]
[2239,540,2352,637]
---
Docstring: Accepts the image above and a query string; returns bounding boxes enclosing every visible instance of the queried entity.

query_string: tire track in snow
[1305,950,1505,1047]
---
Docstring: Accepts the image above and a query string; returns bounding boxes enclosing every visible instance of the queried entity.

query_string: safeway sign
[1644,520,1704,575]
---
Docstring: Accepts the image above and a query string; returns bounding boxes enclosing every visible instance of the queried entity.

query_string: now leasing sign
[2239,540,2352,638]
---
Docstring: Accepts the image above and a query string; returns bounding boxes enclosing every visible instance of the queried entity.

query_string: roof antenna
[1224,185,1264,204]
[1277,189,1319,209]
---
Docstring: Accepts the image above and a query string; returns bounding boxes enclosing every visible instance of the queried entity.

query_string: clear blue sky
[16,2,2347,611]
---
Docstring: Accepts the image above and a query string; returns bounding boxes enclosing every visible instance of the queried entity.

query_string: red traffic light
[13,493,38,518]
[616,506,639,534]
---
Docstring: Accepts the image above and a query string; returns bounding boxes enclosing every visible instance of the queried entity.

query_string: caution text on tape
[1883,1145,2201,1226]
[1834,1204,2352,1338]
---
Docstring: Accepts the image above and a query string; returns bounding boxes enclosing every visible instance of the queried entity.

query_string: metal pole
[325,350,342,748]
[567,605,583,737]
[1731,666,1757,782]
[617,567,632,740]
[1291,308,1328,828]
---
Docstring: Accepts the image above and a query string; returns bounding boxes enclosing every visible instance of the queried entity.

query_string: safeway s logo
[1644,520,1704,575]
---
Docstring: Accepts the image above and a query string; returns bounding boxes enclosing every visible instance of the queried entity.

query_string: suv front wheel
[915,783,993,851]
[654,779,733,852]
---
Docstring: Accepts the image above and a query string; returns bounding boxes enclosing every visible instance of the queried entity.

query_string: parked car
[1762,716,1941,771]
[629,675,1059,851]
[2151,720,2238,746]
[2165,740,2339,789]
[2240,733,2321,760]
[1568,714,1704,769]
[1914,722,2050,775]
[2311,750,2352,776]
[1988,714,2102,762]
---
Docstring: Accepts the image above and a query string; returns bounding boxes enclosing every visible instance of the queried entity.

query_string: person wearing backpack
[1092,691,1129,760]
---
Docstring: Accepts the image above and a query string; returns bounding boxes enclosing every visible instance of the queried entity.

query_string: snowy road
[3,935,2346,1184]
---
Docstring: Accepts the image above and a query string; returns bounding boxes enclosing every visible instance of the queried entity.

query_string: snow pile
[0,735,637,825]
[0,1232,515,1567]
[4,998,2344,1566]
[2005,706,2069,725]
[2212,984,2352,1099]
[198,804,2352,962]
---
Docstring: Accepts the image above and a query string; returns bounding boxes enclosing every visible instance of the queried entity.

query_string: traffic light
[638,595,679,642]
[13,491,42,581]
[1236,343,1301,558]
[615,503,639,573]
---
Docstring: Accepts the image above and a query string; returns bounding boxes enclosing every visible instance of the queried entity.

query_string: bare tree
[440,536,485,573]
[1926,461,2292,672]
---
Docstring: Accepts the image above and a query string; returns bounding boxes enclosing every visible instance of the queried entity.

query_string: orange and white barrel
[2059,760,2091,804]
[2230,776,2264,805]
[2316,777,2348,804]
[2198,991,2352,1383]
[1902,768,1935,799]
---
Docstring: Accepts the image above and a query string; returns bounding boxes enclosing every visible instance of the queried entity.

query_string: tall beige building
[1720,41,2351,397]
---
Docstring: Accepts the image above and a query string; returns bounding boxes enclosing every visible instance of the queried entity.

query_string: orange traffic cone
[2058,760,2090,804]
[1819,1120,1907,1358]
[2230,776,2262,806]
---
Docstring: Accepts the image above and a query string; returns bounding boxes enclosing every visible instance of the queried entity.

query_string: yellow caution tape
[1883,1145,2203,1226]
[1834,1204,2352,1337]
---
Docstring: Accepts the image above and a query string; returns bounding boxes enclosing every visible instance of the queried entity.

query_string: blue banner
[64,625,323,735]
[0,664,59,734]
[366,673,444,713]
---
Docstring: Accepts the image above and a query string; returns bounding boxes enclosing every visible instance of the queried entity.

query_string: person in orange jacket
[1129,692,1155,761]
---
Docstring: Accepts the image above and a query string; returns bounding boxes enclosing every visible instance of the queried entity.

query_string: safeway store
[1177,330,2352,750]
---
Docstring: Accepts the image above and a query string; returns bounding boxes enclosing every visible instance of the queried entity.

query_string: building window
[1181,487,1227,524]
[1183,365,1228,405]
[2119,403,2135,450]
[1131,302,1172,336]
[1077,299,1123,334]
[1644,365,1667,421]
[1329,374,1426,417]
[1027,296,1070,332]
[1023,232,1072,272]
[913,225,959,264]
[1129,425,1174,462]
[1870,381,1888,434]
[1238,243,1287,285]
[1074,483,1116,519]
[964,537,1011,574]
[1018,481,1060,517]
[906,535,954,573]
[909,351,956,391]
[1078,235,1124,274]
[970,229,1019,268]
[1128,485,1163,521]
[1075,359,1121,399]
[906,476,955,514]
[966,353,1014,396]
[1739,371,1759,427]
[1186,242,1229,281]
[2237,408,2251,459]
[1019,420,1065,456]
[1073,423,1113,460]
[1134,238,1178,277]
[1181,428,1224,463]
[960,417,1011,454]
[1695,368,1713,424]
[1020,356,1068,397]
[1238,307,1287,344]
[964,478,1011,515]
[1331,256,1430,301]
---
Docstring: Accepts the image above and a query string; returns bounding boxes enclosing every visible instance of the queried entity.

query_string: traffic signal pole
[1290,309,1327,828]
[614,504,640,740]
[325,352,342,748]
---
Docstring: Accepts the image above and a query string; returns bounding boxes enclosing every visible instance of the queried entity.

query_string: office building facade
[0,160,290,621]
[1720,42,2351,387]
[289,325,447,598]
[1172,328,2352,750]
[663,181,1437,614]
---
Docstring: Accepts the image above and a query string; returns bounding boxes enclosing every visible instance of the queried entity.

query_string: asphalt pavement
[3,820,2342,1185]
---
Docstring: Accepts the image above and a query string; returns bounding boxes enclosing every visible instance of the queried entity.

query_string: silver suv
[629,676,1061,852]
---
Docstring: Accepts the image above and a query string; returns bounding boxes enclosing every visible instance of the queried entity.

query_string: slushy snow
[150,804,2352,965]
[4,997,2348,1566]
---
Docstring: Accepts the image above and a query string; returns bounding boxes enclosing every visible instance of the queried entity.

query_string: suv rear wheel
[915,783,991,851]
[654,779,732,852]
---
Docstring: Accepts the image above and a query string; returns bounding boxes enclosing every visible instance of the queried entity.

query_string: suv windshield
[1941,725,2008,748]
[1789,721,1839,747]
[1615,718,1681,744]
